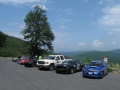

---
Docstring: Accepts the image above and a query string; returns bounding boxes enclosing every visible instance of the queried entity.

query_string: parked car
[24,57,38,67]
[19,56,29,65]
[37,55,72,71]
[55,60,84,74]
[83,60,109,78]
[12,57,18,62]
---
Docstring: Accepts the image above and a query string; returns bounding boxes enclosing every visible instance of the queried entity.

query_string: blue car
[83,60,108,78]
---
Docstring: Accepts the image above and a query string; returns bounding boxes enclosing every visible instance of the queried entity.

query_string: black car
[24,57,38,67]
[56,60,84,74]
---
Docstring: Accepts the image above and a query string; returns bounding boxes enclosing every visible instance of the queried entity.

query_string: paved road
[0,58,120,90]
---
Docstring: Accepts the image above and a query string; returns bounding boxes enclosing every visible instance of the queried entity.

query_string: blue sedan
[83,60,109,78]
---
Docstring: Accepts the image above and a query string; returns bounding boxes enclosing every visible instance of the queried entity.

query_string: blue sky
[1,0,120,52]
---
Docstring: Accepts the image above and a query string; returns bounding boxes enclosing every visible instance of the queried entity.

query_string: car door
[56,56,64,64]
[55,56,60,65]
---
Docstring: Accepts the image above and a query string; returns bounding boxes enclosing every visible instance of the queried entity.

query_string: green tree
[0,31,6,47]
[21,6,55,56]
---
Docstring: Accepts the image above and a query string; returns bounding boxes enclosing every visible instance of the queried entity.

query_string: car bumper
[25,62,33,66]
[83,71,103,78]
[37,65,50,69]
[56,68,70,73]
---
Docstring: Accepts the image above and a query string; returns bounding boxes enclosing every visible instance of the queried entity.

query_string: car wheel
[106,69,109,75]
[49,65,54,71]
[101,71,104,78]
[25,64,27,67]
[70,68,74,74]
[83,75,86,78]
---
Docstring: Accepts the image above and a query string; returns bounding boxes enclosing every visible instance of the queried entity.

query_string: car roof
[66,60,82,62]
[91,60,103,62]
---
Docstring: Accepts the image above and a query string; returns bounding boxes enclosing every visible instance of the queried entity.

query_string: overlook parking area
[0,58,120,90]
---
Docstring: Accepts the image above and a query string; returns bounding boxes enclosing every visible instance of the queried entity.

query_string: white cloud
[113,41,116,44]
[59,18,73,24]
[59,25,66,30]
[0,0,39,4]
[0,0,48,7]
[53,32,72,52]
[64,8,74,15]
[8,22,24,29]
[78,42,87,47]
[98,5,120,30]
[84,0,88,3]
[32,4,48,10]
[99,0,104,5]
[108,32,116,35]
[93,40,103,47]
[53,32,71,45]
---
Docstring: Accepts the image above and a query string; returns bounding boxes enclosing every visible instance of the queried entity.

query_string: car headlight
[83,69,88,72]
[46,62,49,64]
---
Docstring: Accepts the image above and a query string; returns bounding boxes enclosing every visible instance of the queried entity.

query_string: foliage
[0,31,7,47]
[83,58,92,64]
[0,35,29,57]
[21,5,55,56]
[108,62,120,72]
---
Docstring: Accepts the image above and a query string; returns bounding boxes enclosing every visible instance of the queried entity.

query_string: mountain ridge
[61,49,120,63]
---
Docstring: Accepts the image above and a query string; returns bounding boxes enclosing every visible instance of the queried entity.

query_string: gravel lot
[0,58,120,90]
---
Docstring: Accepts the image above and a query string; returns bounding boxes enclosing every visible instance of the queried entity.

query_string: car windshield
[45,56,55,60]
[88,61,103,66]
[63,60,74,64]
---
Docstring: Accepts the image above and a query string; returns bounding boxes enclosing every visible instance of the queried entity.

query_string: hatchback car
[56,60,84,74]
[83,60,108,78]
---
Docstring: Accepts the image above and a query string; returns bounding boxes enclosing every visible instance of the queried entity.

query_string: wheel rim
[50,65,54,71]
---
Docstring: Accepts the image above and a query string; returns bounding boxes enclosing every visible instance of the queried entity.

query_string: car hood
[85,65,103,71]
[38,59,53,62]
[57,64,72,67]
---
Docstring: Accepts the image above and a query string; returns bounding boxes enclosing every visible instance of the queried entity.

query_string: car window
[60,56,64,60]
[88,61,103,66]
[46,56,55,60]
[56,56,60,60]
[63,60,75,64]
[75,60,80,64]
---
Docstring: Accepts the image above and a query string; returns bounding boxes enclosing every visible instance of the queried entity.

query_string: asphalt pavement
[0,58,120,90]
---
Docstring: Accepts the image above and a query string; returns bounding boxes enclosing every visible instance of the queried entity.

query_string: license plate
[39,66,42,68]
[88,72,92,74]
[94,72,98,74]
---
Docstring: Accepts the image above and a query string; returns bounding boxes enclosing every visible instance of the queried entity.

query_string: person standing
[104,55,108,63]
[39,55,42,60]
[17,54,21,64]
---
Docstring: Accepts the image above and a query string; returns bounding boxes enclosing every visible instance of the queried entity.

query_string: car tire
[49,65,54,71]
[83,75,86,78]
[25,64,27,67]
[100,71,104,78]
[56,70,58,73]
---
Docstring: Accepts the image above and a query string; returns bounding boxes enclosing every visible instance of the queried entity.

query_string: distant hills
[61,49,120,63]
